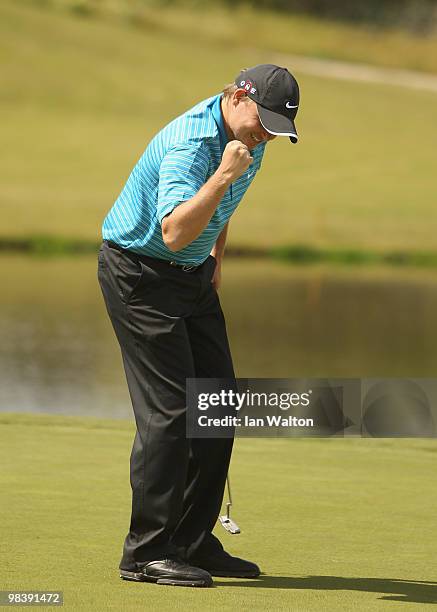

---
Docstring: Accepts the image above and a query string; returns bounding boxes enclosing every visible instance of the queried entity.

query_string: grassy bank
[2,1,437,255]
[1,412,437,610]
[22,0,437,74]
[4,235,437,268]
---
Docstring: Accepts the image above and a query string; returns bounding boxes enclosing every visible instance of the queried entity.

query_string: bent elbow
[162,232,177,252]
[162,223,180,252]
[164,237,179,252]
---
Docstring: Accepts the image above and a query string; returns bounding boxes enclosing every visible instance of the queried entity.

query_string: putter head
[219,515,241,534]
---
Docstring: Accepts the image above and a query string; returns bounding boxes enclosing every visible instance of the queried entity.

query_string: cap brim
[257,105,298,144]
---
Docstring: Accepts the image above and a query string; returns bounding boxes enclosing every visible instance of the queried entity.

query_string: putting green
[1,413,436,610]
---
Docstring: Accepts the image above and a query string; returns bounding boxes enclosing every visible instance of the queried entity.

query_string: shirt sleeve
[157,142,211,224]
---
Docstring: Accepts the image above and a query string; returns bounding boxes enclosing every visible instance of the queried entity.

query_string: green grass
[22,0,437,74]
[2,1,437,254]
[1,412,437,610]
[5,235,437,269]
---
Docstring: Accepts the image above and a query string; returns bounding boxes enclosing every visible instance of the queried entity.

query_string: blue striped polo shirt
[102,94,266,265]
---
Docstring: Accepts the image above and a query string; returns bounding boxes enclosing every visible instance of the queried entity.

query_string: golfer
[98,64,299,588]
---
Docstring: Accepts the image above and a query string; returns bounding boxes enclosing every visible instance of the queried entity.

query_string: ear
[232,88,247,107]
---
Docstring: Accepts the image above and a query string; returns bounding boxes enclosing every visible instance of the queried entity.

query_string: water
[2,255,437,419]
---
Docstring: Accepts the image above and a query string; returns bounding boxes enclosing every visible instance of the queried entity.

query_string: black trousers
[97,241,235,570]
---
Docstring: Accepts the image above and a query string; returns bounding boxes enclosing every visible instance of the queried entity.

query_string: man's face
[228,91,277,151]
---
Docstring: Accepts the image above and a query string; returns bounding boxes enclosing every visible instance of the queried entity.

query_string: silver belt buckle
[169,261,197,272]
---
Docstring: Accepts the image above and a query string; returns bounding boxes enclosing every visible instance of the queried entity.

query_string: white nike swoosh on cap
[285,102,298,109]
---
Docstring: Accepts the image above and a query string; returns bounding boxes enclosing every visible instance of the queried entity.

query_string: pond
[1,255,437,419]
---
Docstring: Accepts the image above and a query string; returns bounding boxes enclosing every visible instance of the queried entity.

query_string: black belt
[104,240,200,272]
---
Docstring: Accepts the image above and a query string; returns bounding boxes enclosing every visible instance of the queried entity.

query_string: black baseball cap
[235,64,300,144]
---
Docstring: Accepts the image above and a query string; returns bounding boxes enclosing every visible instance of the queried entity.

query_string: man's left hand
[211,256,222,291]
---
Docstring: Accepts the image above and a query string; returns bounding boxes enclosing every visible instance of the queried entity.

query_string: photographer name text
[197,415,314,428]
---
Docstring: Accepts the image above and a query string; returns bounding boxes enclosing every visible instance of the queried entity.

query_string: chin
[245,139,257,151]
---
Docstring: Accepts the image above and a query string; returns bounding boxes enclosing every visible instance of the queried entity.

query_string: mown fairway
[1,413,436,610]
[2,1,437,253]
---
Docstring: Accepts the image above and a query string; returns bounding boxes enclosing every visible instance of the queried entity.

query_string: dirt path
[272,52,437,93]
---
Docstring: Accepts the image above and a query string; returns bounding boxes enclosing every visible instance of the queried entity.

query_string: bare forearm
[161,171,231,252]
[161,139,252,252]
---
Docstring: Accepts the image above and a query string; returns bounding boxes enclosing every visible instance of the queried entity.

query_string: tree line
[216,0,437,34]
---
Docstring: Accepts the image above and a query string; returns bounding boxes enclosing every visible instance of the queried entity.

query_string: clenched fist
[218,140,253,183]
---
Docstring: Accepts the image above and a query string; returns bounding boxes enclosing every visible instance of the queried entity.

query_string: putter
[219,475,241,534]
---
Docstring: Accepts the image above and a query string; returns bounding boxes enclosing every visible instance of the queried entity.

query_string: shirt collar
[211,94,229,153]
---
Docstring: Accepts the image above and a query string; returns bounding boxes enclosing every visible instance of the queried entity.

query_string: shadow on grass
[214,575,437,604]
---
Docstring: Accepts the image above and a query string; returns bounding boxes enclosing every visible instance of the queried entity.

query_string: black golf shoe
[120,557,213,587]
[189,550,260,578]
